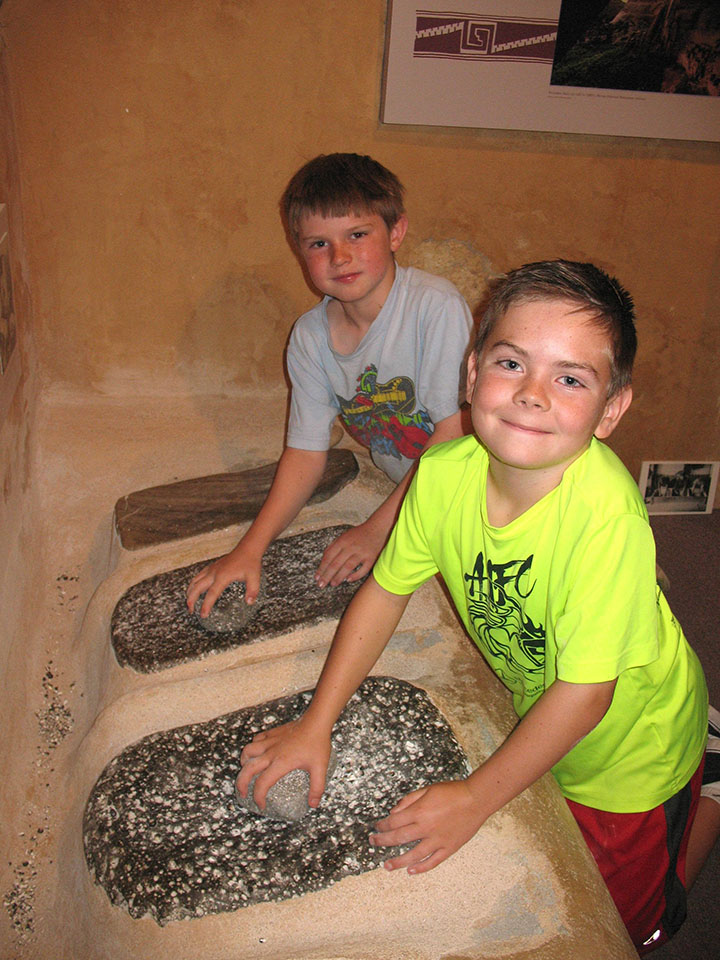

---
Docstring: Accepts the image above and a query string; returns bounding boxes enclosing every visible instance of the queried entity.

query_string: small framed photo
[639,461,719,516]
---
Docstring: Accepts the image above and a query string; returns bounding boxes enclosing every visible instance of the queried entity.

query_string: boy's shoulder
[399,264,468,302]
[420,434,484,467]
[566,439,647,520]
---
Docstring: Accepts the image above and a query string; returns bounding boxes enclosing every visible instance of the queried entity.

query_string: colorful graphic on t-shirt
[336,364,433,462]
[464,550,546,699]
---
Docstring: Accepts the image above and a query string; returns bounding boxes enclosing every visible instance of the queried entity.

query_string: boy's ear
[465,350,478,404]
[389,214,408,252]
[594,386,633,440]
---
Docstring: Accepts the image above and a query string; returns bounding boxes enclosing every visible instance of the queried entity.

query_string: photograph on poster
[638,461,720,515]
[381,1,720,141]
[551,0,720,96]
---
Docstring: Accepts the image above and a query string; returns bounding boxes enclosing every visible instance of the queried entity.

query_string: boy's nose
[514,377,549,409]
[330,242,351,266]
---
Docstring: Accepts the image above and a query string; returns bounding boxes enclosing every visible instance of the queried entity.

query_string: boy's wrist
[301,701,338,736]
[463,766,505,821]
[234,527,271,559]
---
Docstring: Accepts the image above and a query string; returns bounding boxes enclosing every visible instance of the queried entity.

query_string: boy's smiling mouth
[501,418,551,435]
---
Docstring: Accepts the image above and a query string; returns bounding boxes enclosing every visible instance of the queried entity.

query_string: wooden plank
[114,448,359,550]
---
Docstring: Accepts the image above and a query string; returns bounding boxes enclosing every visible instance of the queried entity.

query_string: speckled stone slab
[83,677,469,925]
[111,525,364,672]
[114,449,359,549]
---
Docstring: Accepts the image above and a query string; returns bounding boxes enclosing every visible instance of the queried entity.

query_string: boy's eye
[309,240,327,249]
[498,359,522,371]
[350,231,367,240]
[559,375,583,388]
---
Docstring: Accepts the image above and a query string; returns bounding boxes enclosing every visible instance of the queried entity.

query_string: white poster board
[381,1,720,142]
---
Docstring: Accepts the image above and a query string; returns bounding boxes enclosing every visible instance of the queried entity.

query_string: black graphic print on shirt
[464,551,546,699]
[336,364,433,462]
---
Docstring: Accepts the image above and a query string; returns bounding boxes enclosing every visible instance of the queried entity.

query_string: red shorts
[566,760,704,955]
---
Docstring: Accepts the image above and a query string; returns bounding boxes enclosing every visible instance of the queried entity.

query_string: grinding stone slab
[83,677,470,925]
[114,448,359,549]
[111,525,365,672]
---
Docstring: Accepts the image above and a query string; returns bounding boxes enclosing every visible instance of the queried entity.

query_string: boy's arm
[187,446,328,616]
[315,410,464,588]
[371,677,617,874]
[237,576,412,808]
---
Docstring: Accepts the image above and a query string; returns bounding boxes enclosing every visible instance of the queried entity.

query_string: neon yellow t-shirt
[374,435,707,812]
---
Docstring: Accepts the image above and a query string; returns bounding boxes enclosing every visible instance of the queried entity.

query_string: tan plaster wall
[0,27,43,811]
[0,0,718,481]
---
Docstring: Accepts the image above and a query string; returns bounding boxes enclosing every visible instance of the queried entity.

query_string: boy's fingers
[344,561,371,584]
[199,581,225,617]
[235,753,270,798]
[315,546,344,587]
[243,569,261,605]
[376,787,426,828]
[370,822,420,848]
[328,555,367,587]
[307,763,328,808]
[381,838,434,871]
[407,849,446,875]
[239,731,273,766]
[186,569,212,610]
[250,764,288,810]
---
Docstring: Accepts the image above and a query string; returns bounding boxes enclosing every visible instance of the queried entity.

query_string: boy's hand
[370,780,487,875]
[236,718,332,810]
[186,546,262,617]
[315,517,388,588]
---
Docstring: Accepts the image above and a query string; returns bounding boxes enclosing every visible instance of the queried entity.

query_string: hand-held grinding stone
[193,576,264,634]
[235,747,338,822]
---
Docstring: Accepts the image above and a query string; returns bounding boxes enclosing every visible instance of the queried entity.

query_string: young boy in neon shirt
[237,260,717,954]
[187,153,472,616]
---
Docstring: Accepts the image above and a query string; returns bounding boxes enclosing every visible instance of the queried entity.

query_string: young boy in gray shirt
[187,153,472,615]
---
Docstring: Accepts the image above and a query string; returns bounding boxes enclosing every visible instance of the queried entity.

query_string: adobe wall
[0,0,717,478]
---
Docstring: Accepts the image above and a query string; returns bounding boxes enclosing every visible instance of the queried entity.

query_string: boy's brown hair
[281,153,405,240]
[474,259,637,397]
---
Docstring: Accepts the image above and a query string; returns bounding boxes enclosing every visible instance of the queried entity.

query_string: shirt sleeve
[414,287,473,425]
[552,514,660,683]
[373,464,440,595]
[285,316,341,451]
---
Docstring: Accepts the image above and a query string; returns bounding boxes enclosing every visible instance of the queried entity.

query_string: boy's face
[295,211,407,315]
[466,298,632,482]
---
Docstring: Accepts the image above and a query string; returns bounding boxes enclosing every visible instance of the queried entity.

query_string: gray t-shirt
[286,265,473,482]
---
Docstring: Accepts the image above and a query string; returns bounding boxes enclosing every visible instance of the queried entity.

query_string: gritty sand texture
[83,677,469,925]
[111,525,364,671]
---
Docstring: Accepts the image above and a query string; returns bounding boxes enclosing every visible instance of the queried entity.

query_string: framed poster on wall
[381,1,720,142]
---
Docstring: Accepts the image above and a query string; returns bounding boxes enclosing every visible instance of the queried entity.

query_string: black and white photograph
[640,460,719,514]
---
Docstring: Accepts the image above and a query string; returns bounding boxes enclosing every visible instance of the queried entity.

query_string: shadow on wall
[176,268,296,468]
[178,269,296,392]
